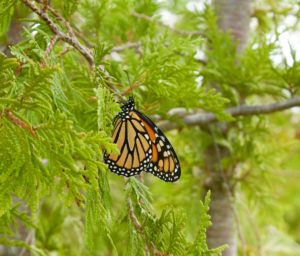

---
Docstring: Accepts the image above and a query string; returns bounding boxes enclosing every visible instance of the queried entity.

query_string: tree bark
[205,143,237,256]
[205,1,252,256]
[214,0,251,54]
[206,178,236,255]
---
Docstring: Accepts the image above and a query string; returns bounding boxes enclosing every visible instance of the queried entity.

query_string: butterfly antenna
[124,70,133,97]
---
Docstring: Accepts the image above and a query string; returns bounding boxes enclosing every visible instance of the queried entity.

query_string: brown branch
[4,109,36,136]
[73,28,95,48]
[128,198,144,234]
[21,0,94,66]
[112,42,142,53]
[37,0,95,48]
[44,34,58,59]
[57,46,73,57]
[131,12,203,37]
[120,74,146,96]
[127,197,157,255]
[36,0,76,39]
[46,4,76,38]
[42,0,48,11]
[159,97,300,131]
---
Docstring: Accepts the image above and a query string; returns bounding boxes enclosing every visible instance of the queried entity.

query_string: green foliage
[85,184,116,253]
[0,15,117,254]
[188,192,226,256]
[1,0,300,255]
[125,179,224,256]
[0,0,15,38]
[52,0,79,18]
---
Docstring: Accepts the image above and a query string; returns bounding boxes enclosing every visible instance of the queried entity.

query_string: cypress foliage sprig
[2,0,300,255]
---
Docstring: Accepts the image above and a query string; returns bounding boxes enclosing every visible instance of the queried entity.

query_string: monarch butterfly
[104,97,180,182]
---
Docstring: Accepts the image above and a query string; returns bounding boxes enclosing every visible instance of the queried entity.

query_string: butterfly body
[104,97,180,182]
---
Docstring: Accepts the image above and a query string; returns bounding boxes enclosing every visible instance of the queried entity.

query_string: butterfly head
[121,97,135,112]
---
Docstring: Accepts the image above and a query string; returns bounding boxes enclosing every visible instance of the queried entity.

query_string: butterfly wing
[104,111,153,177]
[134,110,181,182]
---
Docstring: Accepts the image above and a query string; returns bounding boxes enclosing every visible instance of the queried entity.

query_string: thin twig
[37,1,95,52]
[46,4,76,38]
[5,109,36,136]
[128,198,144,234]
[74,28,95,48]
[57,46,73,57]
[232,169,252,186]
[112,42,142,53]
[158,97,300,131]
[42,0,48,12]
[127,197,156,255]
[131,12,203,37]
[36,0,75,37]
[21,0,94,66]
[44,34,59,58]
[120,75,146,96]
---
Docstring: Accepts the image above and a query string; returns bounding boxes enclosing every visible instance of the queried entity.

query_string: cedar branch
[44,34,58,59]
[18,1,300,132]
[4,109,36,136]
[21,0,94,66]
[128,198,144,234]
[112,42,142,53]
[159,97,300,131]
[127,197,156,254]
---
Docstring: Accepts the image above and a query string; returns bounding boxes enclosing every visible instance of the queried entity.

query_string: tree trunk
[205,1,252,256]
[206,173,237,256]
[205,143,237,256]
[214,0,251,54]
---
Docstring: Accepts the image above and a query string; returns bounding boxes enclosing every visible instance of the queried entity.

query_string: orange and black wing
[134,110,181,182]
[104,111,153,177]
